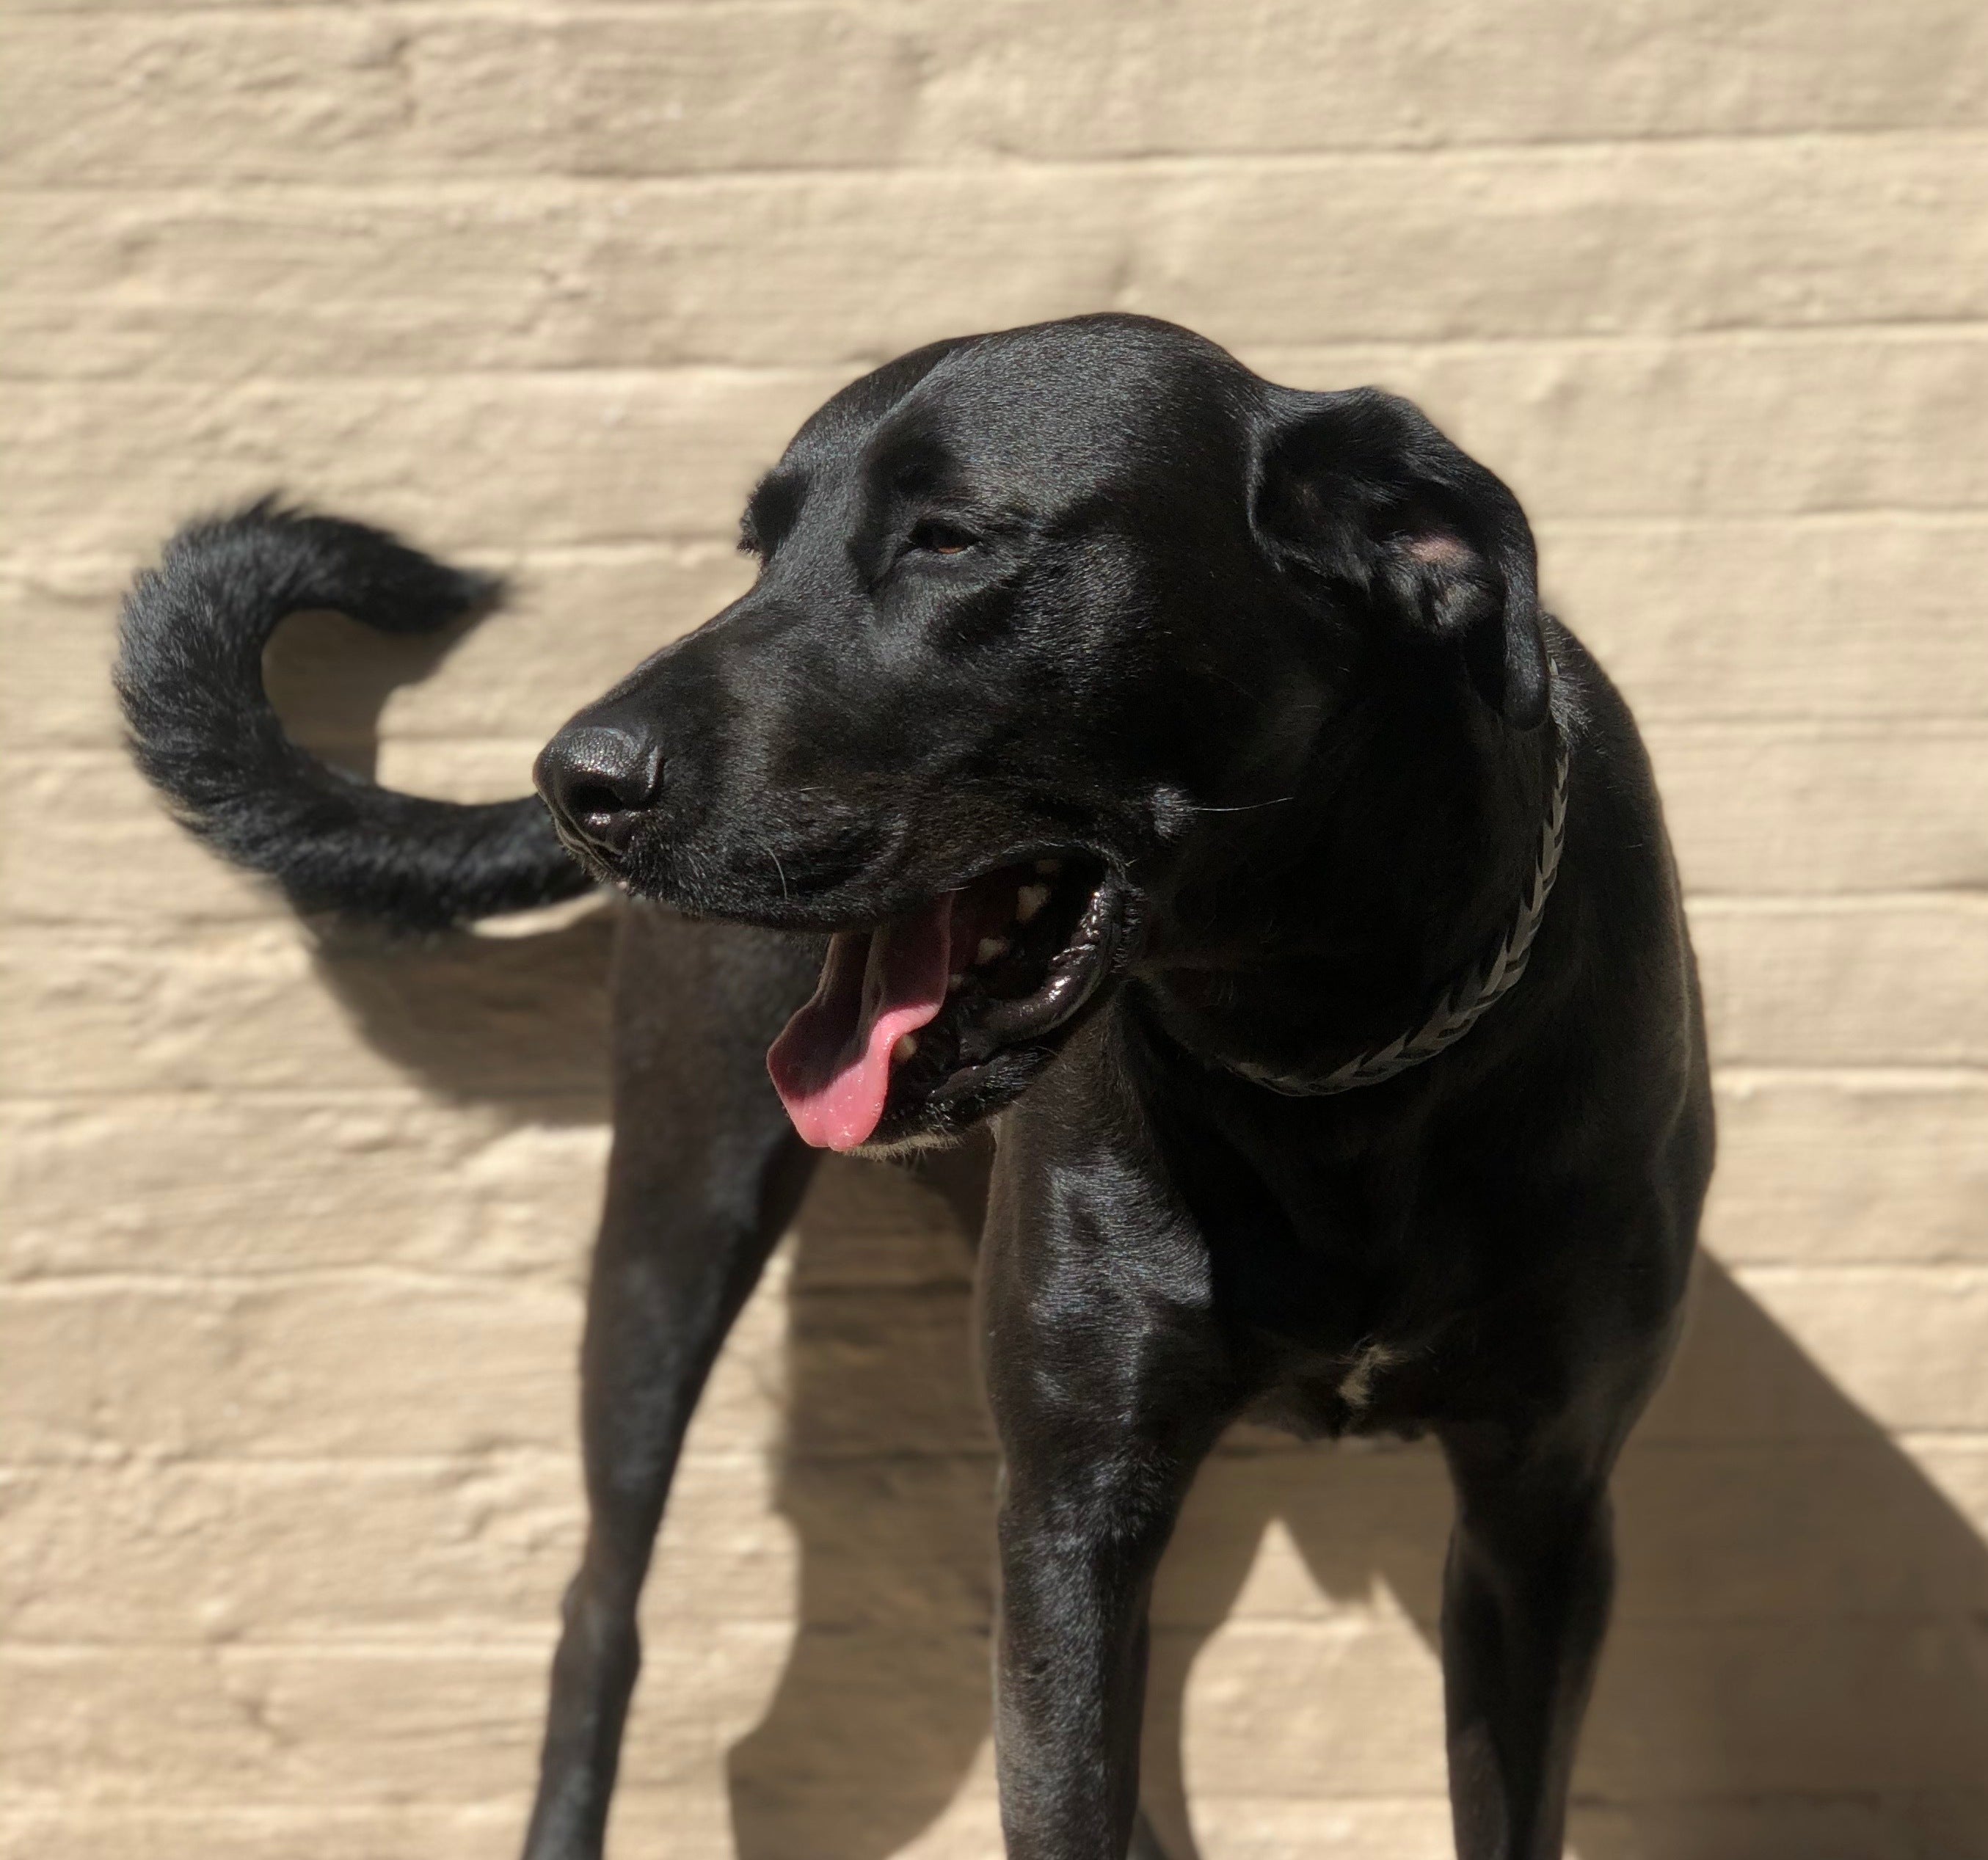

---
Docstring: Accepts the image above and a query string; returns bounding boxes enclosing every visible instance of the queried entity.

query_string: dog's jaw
[768,858,1138,1152]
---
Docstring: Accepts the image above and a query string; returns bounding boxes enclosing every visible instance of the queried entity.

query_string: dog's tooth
[1015,883,1050,924]
[1034,858,1063,876]
[976,935,1009,966]
[893,1032,918,1063]
[947,971,966,993]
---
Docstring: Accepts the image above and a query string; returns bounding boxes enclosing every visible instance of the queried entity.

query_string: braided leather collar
[1226,726,1570,1098]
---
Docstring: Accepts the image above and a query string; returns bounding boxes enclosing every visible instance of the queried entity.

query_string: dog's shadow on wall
[737,1162,1988,1860]
[273,616,1988,1858]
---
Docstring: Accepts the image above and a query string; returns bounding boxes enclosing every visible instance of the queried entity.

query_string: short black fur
[117,315,1712,1860]
[114,499,591,930]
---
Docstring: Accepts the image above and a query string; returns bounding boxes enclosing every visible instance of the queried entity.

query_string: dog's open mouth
[766,858,1122,1150]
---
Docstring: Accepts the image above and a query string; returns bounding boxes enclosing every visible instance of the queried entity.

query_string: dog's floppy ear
[1253,386,1549,729]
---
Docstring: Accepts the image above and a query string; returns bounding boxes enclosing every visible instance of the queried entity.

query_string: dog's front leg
[1435,1417,1625,1860]
[980,1140,1235,1860]
[523,911,823,1860]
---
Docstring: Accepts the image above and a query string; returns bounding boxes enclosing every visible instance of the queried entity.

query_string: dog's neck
[1135,669,1566,1098]
[1226,724,1566,1095]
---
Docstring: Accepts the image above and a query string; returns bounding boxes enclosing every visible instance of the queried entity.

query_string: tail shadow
[269,604,617,1126]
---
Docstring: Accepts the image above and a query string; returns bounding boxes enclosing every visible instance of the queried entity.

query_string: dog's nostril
[536,722,665,837]
[567,780,633,823]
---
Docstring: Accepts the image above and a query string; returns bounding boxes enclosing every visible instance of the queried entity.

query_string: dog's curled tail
[114,500,592,933]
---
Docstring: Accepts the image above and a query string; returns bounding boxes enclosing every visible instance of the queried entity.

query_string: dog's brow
[741,469,804,555]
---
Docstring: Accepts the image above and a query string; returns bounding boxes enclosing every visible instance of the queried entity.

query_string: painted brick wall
[3,4,1986,1856]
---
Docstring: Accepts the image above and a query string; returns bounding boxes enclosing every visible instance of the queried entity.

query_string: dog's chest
[1202,1189,1481,1439]
[1243,1330,1446,1441]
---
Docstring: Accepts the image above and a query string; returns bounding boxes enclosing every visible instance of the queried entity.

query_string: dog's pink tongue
[766,896,954,1151]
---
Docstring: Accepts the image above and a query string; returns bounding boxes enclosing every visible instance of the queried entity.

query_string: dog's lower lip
[958,878,1116,1056]
[867,862,1125,1142]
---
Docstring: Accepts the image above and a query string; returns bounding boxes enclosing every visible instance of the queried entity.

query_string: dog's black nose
[534,721,664,853]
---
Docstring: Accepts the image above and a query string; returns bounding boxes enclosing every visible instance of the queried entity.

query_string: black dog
[116,313,1711,1860]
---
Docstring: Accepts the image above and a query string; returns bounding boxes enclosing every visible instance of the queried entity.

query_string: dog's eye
[907,519,977,557]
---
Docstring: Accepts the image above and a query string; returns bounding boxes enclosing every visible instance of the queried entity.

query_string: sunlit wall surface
[2,4,1985,1856]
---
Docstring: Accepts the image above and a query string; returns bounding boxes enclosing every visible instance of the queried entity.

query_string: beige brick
[0,1806,529,1860]
[0,916,615,1098]
[0,371,848,562]
[1248,333,1988,523]
[0,1454,583,1645]
[1642,1258,1988,1442]
[1170,1617,1448,1797]
[12,519,1988,777]
[27,896,1971,1106]
[0,1100,966,1285]
[1612,1434,1988,1621]
[1731,1263,1988,1432]
[1580,1617,1988,1798]
[17,1794,1967,1860]
[0,1631,784,1802]
[0,1090,606,1280]
[0,1439,851,1644]
[0,1275,588,1462]
[1650,719,1988,894]
[0,12,562,189]
[14,337,1988,572]
[0,1247,997,1465]
[1201,1795,1966,1860]
[1172,1613,1988,1800]
[8,0,1988,1842]
[0,1795,754,1860]
[1,751,298,924]
[1569,1797,1988,1860]
[14,3,1988,189]
[1543,515,1988,722]
[1158,1429,1988,1631]
[2,544,753,756]
[9,139,1988,379]
[9,719,1983,927]
[1704,1071,1988,1265]
[1692,895,1988,1068]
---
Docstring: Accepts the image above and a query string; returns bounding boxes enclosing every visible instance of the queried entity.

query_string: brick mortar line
[0,1084,613,1106]
[12,323,1988,372]
[14,508,1988,539]
[5,1436,1978,1473]
[7,1261,1985,1294]
[1683,890,1988,915]
[1,1063,1978,1110]
[7,1437,1986,1475]
[15,1611,1980,1656]
[0,0,1958,36]
[5,0,848,16]
[15,507,1988,577]
[2,1604,1976,1655]
[0,1448,961,1473]
[17,514,1988,563]
[0,1268,964,1299]
[6,888,1983,920]
[5,328,1988,392]
[1730,1262,1988,1281]
[26,715,1988,759]
[15,718,1988,751]
[0,1809,531,1824]
[13,1261,1981,1298]
[1,1066,1984,1107]
[10,125,1988,178]
[10,883,1985,936]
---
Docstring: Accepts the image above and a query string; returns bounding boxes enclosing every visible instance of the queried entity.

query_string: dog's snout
[535,721,664,851]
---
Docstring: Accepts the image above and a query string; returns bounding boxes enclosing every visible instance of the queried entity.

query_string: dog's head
[536,313,1548,1153]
